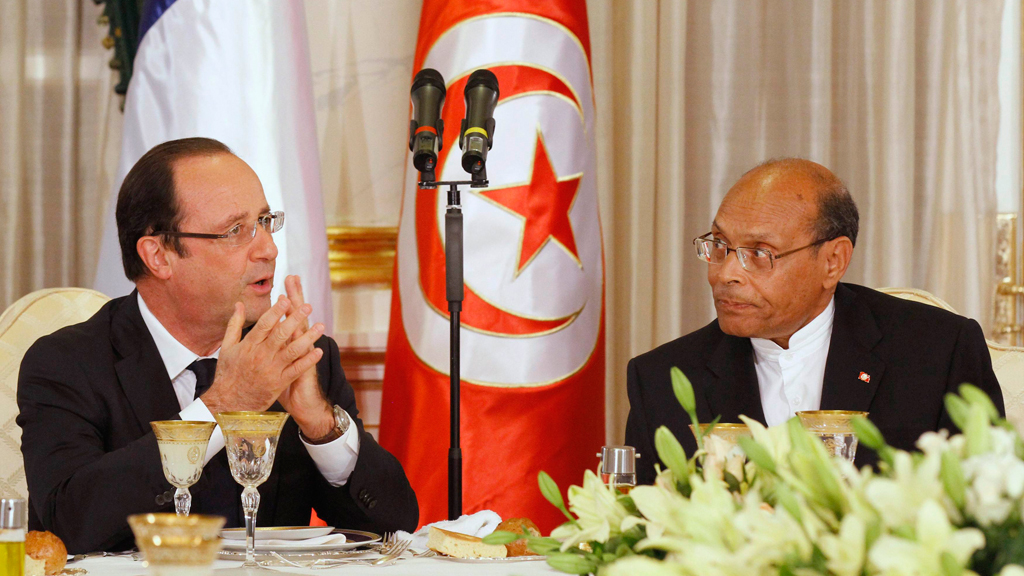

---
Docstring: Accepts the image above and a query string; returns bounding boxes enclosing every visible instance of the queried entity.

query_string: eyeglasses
[155,211,285,247]
[692,232,831,273]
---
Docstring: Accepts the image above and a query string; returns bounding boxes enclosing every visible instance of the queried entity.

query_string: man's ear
[822,237,853,289]
[137,236,173,280]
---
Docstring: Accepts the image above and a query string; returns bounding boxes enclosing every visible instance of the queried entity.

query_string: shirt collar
[750,296,836,359]
[137,293,219,382]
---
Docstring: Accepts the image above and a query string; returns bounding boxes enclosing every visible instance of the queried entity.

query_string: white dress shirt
[137,294,360,486]
[751,297,835,427]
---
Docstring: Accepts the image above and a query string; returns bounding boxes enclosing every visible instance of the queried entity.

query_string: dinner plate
[220,529,380,552]
[434,555,548,563]
[221,526,334,541]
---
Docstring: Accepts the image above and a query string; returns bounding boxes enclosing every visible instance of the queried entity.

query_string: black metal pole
[445,182,464,520]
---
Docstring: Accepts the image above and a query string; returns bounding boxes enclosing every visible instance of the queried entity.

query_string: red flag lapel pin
[859,372,871,383]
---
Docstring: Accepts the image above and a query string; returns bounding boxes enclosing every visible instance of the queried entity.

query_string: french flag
[93,0,333,332]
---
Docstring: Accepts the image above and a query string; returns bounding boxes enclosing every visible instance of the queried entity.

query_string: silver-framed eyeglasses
[692,232,832,273]
[156,211,285,247]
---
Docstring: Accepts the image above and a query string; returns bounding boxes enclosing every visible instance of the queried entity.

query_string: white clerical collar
[137,293,220,382]
[750,296,835,359]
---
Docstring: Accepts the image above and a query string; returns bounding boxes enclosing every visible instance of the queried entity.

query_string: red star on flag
[480,132,583,275]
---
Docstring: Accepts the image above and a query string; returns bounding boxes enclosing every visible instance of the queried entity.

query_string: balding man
[625,158,1003,481]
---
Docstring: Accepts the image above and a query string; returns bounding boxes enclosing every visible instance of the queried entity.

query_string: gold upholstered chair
[0,288,110,499]
[879,287,1024,437]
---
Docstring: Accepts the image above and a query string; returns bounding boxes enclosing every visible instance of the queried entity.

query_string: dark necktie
[189,358,217,400]
[185,358,242,525]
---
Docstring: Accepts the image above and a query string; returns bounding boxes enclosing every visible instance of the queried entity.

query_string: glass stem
[173,487,191,517]
[241,486,261,568]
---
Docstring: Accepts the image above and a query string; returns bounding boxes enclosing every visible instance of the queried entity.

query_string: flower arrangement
[484,368,1024,576]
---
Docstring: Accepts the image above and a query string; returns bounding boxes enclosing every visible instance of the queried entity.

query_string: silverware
[68,550,139,563]
[262,535,413,569]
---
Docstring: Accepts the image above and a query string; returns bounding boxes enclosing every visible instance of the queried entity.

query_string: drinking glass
[688,423,752,449]
[151,421,217,516]
[128,513,224,576]
[214,411,289,569]
[796,410,869,462]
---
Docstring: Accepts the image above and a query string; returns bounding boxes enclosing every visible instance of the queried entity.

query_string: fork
[265,535,412,569]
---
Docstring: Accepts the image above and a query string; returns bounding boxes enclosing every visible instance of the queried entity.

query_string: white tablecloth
[70,555,563,575]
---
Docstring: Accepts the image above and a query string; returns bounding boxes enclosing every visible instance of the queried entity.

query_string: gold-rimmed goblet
[688,423,752,449]
[214,411,289,569]
[151,421,217,517]
[796,410,869,462]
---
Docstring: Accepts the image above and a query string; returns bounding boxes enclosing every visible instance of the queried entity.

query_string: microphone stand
[418,175,488,520]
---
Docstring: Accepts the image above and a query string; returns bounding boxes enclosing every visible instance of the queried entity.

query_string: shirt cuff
[178,398,225,466]
[299,415,361,487]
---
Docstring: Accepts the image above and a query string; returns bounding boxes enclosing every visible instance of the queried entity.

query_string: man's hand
[276,275,336,440]
[202,294,325,414]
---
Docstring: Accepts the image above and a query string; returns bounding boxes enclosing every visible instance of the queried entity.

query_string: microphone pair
[409,68,499,183]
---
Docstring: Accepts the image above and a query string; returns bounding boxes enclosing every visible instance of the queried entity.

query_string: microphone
[409,68,446,181]
[459,69,499,180]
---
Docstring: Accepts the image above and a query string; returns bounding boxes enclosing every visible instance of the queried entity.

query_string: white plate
[435,555,548,563]
[221,526,334,541]
[220,529,381,552]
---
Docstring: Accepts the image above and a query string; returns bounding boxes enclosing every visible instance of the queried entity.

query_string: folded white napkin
[251,533,347,547]
[395,510,503,550]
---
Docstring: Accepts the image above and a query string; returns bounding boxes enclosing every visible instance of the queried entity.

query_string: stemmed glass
[151,421,217,516]
[796,410,869,462]
[214,411,289,569]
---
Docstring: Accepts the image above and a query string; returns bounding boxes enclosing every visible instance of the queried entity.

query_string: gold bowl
[795,410,868,434]
[128,513,224,569]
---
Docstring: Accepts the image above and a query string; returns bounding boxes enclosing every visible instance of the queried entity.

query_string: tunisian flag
[379,0,604,532]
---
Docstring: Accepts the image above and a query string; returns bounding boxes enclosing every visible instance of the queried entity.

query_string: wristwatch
[301,404,351,445]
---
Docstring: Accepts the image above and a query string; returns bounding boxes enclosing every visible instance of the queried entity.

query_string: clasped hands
[202,275,337,440]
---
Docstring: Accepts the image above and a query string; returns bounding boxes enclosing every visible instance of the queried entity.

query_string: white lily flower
[999,564,1024,576]
[818,513,866,576]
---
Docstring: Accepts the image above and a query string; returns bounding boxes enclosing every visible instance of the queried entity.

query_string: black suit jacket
[17,292,418,553]
[625,283,1004,484]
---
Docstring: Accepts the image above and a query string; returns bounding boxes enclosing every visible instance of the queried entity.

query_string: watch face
[334,405,351,433]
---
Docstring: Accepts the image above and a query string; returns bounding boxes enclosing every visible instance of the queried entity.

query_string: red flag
[379,0,604,534]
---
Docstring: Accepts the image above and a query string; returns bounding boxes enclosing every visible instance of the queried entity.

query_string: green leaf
[944,394,970,431]
[851,416,886,451]
[546,553,598,574]
[670,366,697,414]
[655,425,689,480]
[774,484,802,522]
[940,450,966,509]
[965,403,992,456]
[538,471,575,523]
[482,530,520,545]
[738,436,777,474]
[958,383,1000,423]
[940,551,962,576]
[527,536,562,555]
[723,470,741,492]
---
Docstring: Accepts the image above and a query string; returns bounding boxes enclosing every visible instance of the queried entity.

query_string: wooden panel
[339,348,385,440]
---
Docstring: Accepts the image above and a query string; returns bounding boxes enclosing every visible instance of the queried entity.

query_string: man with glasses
[17,138,417,553]
[625,158,1003,483]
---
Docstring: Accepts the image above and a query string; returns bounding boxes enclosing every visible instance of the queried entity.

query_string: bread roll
[495,517,540,556]
[25,530,67,575]
[427,526,507,559]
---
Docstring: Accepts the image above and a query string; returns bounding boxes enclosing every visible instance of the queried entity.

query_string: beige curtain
[0,0,1007,446]
[0,1,121,310]
[588,0,1005,441]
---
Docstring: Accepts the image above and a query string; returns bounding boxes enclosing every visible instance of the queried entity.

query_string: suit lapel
[111,291,181,434]
[820,284,885,412]
[705,330,767,425]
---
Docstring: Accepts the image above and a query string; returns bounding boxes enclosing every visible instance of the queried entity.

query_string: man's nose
[711,249,746,285]
[250,226,279,261]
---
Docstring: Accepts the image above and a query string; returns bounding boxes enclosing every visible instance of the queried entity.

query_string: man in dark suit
[625,158,1003,484]
[17,138,418,553]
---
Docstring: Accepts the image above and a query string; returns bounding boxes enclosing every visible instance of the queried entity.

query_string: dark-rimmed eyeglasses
[155,211,285,248]
[692,232,832,273]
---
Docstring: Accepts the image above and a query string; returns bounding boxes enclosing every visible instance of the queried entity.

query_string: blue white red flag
[93,0,332,331]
